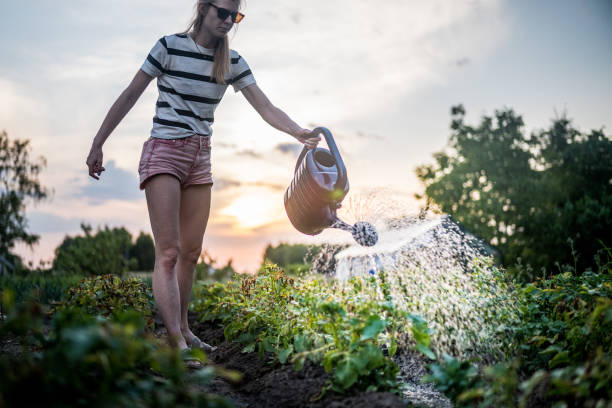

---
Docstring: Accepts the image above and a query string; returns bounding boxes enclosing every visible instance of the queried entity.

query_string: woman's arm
[86,69,154,179]
[241,83,320,149]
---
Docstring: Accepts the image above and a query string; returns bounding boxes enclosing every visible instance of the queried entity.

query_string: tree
[416,105,611,276]
[0,131,49,266]
[194,250,235,282]
[262,243,321,267]
[129,232,155,271]
[53,224,136,276]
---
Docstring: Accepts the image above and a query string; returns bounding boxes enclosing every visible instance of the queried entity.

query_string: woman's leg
[144,174,186,349]
[176,183,212,344]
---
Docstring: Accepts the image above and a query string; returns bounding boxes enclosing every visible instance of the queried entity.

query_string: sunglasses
[209,3,245,24]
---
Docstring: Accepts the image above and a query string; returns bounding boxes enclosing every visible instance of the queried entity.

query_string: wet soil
[179,312,412,408]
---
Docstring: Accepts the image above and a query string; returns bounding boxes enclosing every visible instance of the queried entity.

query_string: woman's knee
[179,246,202,266]
[156,245,180,271]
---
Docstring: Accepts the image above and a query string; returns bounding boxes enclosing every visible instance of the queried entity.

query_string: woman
[86,0,320,352]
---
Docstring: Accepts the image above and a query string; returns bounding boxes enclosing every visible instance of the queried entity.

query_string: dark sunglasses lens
[217,8,231,20]
[213,5,243,23]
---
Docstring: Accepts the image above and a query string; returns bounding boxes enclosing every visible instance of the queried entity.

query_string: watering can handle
[294,127,348,191]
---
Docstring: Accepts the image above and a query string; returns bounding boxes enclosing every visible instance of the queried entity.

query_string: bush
[262,243,319,267]
[53,274,155,331]
[0,273,82,307]
[425,252,612,407]
[129,231,155,271]
[53,224,136,276]
[191,264,436,394]
[516,269,612,374]
[0,293,234,408]
[194,251,236,283]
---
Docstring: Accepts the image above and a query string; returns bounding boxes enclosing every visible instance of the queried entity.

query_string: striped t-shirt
[141,33,256,139]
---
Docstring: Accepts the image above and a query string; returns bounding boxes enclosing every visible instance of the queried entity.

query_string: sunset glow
[219,189,285,231]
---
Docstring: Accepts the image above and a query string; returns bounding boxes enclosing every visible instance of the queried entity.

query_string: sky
[1,0,611,272]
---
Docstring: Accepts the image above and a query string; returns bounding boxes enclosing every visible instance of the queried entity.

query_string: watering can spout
[283,127,378,247]
[331,217,379,247]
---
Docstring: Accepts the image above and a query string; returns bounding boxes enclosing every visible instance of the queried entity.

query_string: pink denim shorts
[138,135,213,190]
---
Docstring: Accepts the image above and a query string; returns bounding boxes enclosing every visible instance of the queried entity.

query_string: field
[1,255,611,407]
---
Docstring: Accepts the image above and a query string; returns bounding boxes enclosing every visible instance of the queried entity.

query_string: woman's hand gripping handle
[294,128,321,149]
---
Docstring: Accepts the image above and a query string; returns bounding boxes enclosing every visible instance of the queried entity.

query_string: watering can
[284,127,378,246]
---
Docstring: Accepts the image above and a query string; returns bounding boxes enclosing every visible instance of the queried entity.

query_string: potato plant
[52,274,155,331]
[0,290,233,408]
[191,264,434,393]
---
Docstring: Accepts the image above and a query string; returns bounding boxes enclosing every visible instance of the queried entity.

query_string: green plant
[516,270,612,373]
[129,231,155,271]
[53,274,155,331]
[194,251,236,283]
[191,264,437,394]
[0,130,49,262]
[0,273,82,307]
[375,257,521,361]
[0,291,234,408]
[423,354,480,404]
[53,224,137,276]
[425,255,612,407]
[261,242,320,269]
[416,105,612,275]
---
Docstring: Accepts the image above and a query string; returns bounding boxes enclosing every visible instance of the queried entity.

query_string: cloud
[213,141,238,149]
[25,211,82,234]
[232,0,508,123]
[77,160,142,203]
[274,143,303,156]
[251,181,285,191]
[355,131,385,141]
[212,178,242,191]
[455,57,471,67]
[236,149,264,159]
[212,177,285,192]
[0,79,50,142]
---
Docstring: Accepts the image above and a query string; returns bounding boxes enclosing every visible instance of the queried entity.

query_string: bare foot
[181,328,199,345]
[182,327,216,352]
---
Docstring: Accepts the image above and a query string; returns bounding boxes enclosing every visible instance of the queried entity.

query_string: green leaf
[293,355,306,371]
[277,345,293,364]
[408,313,431,347]
[415,344,436,360]
[241,342,255,353]
[548,350,570,368]
[293,334,308,353]
[388,340,398,357]
[323,350,341,373]
[334,356,360,389]
[360,315,386,341]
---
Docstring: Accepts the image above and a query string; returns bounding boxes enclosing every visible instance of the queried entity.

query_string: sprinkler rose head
[352,221,378,247]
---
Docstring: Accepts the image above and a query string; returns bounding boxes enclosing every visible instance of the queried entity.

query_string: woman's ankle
[167,331,187,349]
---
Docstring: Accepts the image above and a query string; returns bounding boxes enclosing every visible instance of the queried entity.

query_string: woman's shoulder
[165,32,189,43]
[229,48,248,63]
[154,33,190,47]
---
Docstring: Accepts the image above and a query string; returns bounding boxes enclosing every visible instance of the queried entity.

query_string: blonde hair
[185,0,241,85]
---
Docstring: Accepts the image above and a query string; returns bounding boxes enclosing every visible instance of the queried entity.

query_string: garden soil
[159,311,413,408]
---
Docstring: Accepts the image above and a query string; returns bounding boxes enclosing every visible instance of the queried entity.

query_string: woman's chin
[216,28,230,37]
